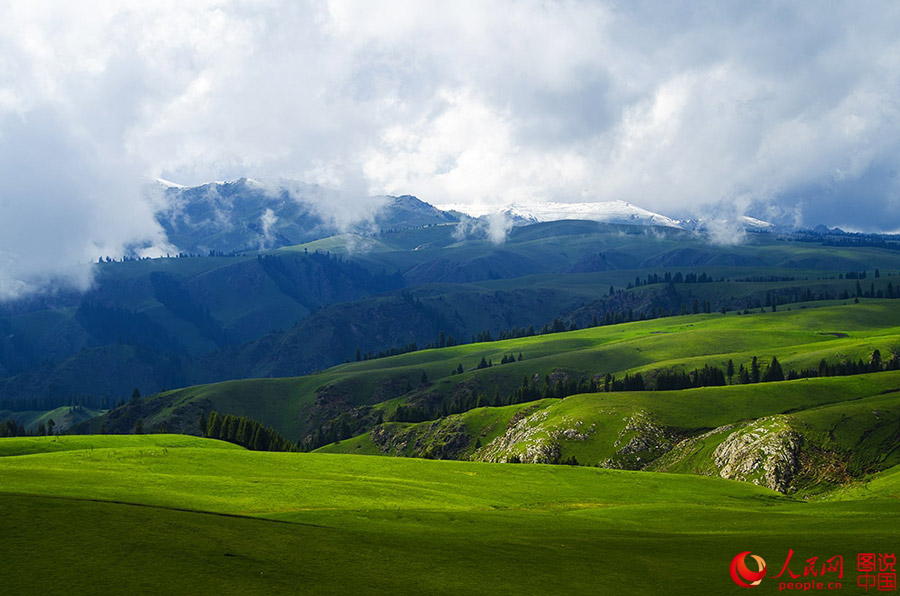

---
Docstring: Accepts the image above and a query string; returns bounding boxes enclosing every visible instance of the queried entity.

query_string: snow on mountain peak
[156,177,187,189]
[436,200,683,229]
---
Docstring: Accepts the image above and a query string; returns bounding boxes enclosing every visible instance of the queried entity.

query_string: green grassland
[321,372,900,494]
[122,300,900,445]
[1,435,898,595]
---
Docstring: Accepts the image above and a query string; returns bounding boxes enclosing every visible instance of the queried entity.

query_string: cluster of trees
[451,352,525,374]
[500,353,523,364]
[394,374,605,425]
[626,271,724,289]
[0,418,27,437]
[738,275,797,282]
[442,349,899,418]
[302,411,370,451]
[634,350,898,393]
[354,332,463,363]
[794,350,899,378]
[356,343,420,362]
[200,411,298,452]
[847,280,898,299]
[97,250,241,264]
[0,394,119,413]
[843,270,874,279]
[734,280,900,316]
[496,326,538,340]
[0,417,57,437]
[655,364,726,390]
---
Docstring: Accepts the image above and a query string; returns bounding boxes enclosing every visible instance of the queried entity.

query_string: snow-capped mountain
[438,200,683,229]
[679,215,775,232]
[438,200,780,233]
[508,200,683,228]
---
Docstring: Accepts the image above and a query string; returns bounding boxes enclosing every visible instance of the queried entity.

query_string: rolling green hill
[0,435,897,595]
[101,300,900,442]
[320,372,900,494]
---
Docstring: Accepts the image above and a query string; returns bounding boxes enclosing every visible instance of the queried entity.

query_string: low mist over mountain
[153,178,460,255]
[441,200,780,234]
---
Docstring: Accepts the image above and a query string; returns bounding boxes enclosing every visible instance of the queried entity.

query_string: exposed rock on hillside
[712,416,802,493]
[601,410,679,469]
[472,410,595,464]
[369,419,472,460]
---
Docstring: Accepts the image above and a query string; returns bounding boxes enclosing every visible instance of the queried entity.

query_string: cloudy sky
[1,0,900,295]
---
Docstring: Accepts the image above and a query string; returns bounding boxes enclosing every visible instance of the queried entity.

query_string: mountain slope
[78,301,900,454]
[154,178,460,254]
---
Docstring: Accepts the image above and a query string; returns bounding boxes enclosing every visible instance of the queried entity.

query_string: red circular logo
[730,551,767,588]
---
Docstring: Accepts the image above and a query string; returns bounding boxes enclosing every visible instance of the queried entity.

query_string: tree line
[200,410,298,452]
[0,418,27,437]
[0,416,60,437]
[304,348,900,450]
[351,271,900,368]
[0,394,120,413]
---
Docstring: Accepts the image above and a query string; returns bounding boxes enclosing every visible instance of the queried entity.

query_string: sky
[1,0,900,297]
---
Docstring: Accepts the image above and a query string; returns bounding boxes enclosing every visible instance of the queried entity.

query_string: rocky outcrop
[472,410,595,464]
[369,419,472,460]
[711,416,802,494]
[601,410,678,469]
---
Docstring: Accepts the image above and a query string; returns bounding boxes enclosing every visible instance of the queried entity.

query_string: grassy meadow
[125,300,900,442]
[5,292,900,594]
[1,434,898,595]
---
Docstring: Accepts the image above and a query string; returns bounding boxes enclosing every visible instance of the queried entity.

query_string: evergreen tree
[207,411,221,439]
[198,412,207,437]
[726,359,735,382]
[750,357,761,383]
[871,349,883,372]
[762,356,784,382]
[236,418,249,444]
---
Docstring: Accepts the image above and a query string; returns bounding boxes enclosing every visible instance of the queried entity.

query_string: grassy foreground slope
[96,300,900,442]
[1,435,898,595]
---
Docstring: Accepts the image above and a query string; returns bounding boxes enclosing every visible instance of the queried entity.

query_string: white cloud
[2,0,900,295]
